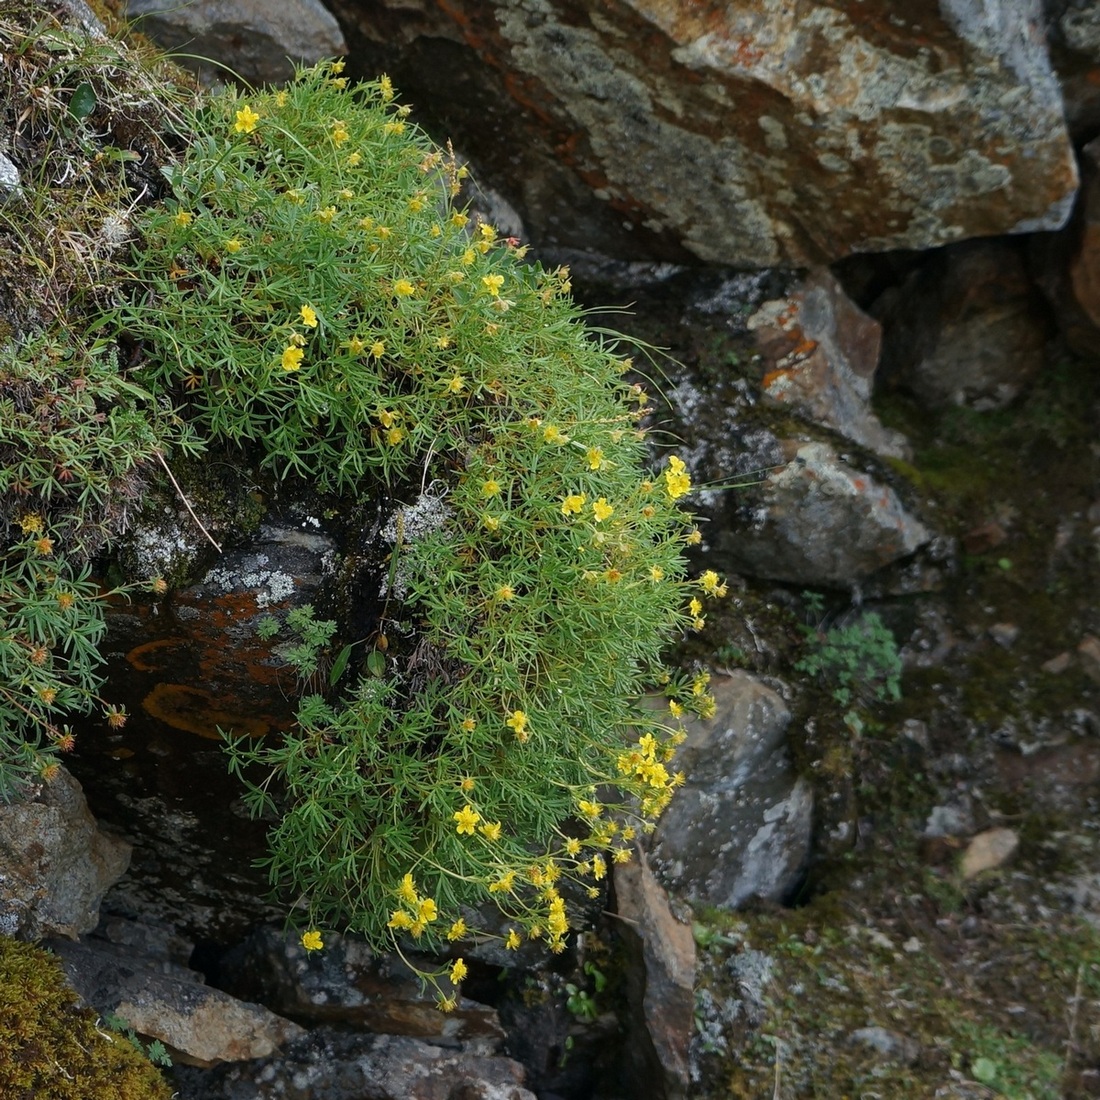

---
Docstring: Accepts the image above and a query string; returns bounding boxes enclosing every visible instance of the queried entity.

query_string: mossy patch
[0,935,173,1099]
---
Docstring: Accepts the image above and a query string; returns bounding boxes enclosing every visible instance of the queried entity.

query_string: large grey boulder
[650,672,813,910]
[125,0,346,84]
[0,768,131,940]
[327,0,1077,265]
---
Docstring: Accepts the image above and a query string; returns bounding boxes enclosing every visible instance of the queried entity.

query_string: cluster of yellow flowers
[386,873,441,938]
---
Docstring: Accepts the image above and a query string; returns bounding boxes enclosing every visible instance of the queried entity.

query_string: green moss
[0,936,173,1099]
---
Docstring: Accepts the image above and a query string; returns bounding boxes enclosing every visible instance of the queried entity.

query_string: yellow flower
[479,223,496,241]
[649,566,665,582]
[689,597,703,618]
[379,74,394,101]
[592,497,614,522]
[586,446,604,470]
[481,479,501,497]
[330,59,346,74]
[377,408,397,428]
[174,210,192,227]
[398,873,419,904]
[417,897,438,923]
[461,248,477,266]
[490,871,516,894]
[446,375,466,394]
[408,195,425,212]
[225,238,242,253]
[697,695,717,720]
[329,77,348,89]
[564,837,582,856]
[447,919,467,941]
[18,513,43,534]
[495,585,515,601]
[613,848,632,864]
[437,995,457,1012]
[301,930,323,952]
[393,278,415,297]
[577,799,601,819]
[591,855,607,880]
[451,212,469,228]
[284,188,304,204]
[346,151,362,166]
[461,718,477,733]
[436,334,452,348]
[386,426,406,445]
[299,304,318,328]
[700,570,729,597]
[281,346,304,372]
[481,273,505,296]
[505,928,521,950]
[331,120,350,144]
[449,958,468,984]
[370,341,386,359]
[344,336,366,355]
[317,205,337,223]
[586,886,600,899]
[543,424,568,445]
[479,820,502,841]
[694,616,706,631]
[274,90,288,107]
[233,104,259,133]
[664,455,691,500]
[561,493,586,517]
[383,120,406,136]
[453,804,481,835]
[482,514,500,533]
[669,700,684,718]
[388,909,413,930]
[686,527,702,546]
[505,710,528,738]
[692,670,711,696]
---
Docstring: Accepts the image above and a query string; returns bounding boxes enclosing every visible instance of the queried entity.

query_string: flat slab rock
[49,936,305,1068]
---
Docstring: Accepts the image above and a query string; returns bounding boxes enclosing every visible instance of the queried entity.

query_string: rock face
[328,0,1078,266]
[749,267,907,458]
[876,238,1054,409]
[614,849,695,1100]
[172,1030,537,1100]
[218,926,504,1042]
[125,0,346,84]
[0,768,130,940]
[1068,138,1100,340]
[650,672,813,910]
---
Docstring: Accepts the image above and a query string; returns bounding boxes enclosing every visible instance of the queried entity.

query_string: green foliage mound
[0,936,173,1099]
[117,62,722,994]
